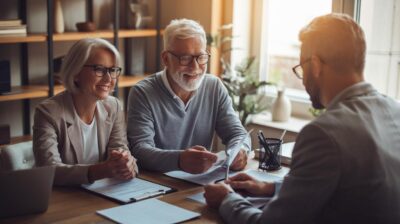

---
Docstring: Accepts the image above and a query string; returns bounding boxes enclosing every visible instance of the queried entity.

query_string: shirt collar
[327,81,377,109]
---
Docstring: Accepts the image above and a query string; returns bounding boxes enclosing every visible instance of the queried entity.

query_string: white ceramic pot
[272,89,291,122]
[54,0,64,33]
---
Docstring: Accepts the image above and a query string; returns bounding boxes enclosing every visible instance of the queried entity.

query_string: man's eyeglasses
[292,59,311,79]
[167,51,210,66]
[84,64,122,79]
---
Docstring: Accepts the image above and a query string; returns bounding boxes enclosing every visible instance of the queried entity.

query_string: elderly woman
[33,38,137,186]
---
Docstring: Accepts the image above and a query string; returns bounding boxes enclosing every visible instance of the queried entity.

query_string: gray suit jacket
[33,91,134,186]
[220,82,400,224]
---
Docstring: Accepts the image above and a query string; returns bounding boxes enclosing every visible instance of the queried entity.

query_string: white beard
[171,71,205,92]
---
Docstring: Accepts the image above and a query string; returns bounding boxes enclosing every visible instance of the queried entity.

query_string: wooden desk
[1,158,288,224]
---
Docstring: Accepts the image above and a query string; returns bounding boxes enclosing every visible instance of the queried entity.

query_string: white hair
[60,38,121,93]
[163,18,207,50]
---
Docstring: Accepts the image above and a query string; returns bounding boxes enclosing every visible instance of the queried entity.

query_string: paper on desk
[165,151,238,185]
[186,169,283,208]
[82,178,172,203]
[97,198,200,224]
[165,132,251,185]
[187,191,272,208]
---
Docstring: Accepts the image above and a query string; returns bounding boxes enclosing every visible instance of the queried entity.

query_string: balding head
[299,13,366,75]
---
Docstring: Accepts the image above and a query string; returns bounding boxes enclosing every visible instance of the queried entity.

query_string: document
[187,191,272,208]
[97,198,200,224]
[164,131,251,186]
[165,151,236,185]
[187,169,284,208]
[281,142,295,165]
[82,178,174,203]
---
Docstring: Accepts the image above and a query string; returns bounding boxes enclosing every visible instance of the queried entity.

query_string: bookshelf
[0,0,161,137]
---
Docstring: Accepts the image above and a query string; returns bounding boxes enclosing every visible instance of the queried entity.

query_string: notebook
[0,166,55,218]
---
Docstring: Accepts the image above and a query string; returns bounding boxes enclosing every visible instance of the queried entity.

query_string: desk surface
[1,158,289,224]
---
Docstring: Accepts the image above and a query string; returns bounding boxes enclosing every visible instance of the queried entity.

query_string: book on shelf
[0,25,27,36]
[0,25,26,30]
[0,19,22,27]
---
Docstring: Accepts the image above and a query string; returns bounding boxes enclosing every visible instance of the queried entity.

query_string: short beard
[171,72,205,92]
[305,77,324,109]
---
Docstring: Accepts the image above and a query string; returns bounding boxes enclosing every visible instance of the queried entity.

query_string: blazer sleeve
[219,123,341,224]
[32,105,91,186]
[106,98,138,173]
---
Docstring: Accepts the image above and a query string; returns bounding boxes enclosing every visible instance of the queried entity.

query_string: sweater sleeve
[127,84,182,172]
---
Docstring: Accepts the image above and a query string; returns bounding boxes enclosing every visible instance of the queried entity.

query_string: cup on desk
[259,138,282,171]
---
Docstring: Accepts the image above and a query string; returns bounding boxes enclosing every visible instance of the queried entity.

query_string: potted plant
[207,25,274,125]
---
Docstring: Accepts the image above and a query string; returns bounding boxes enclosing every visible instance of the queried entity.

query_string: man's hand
[204,182,233,209]
[179,145,218,174]
[226,172,275,197]
[229,149,248,171]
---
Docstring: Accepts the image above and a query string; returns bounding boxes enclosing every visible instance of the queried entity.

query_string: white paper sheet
[82,178,173,203]
[186,169,284,208]
[97,198,200,224]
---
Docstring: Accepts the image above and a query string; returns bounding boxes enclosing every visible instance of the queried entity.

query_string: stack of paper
[0,19,27,36]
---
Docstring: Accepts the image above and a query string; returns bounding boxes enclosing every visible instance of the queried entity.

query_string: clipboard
[82,177,176,204]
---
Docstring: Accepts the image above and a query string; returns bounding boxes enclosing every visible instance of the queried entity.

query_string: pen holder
[259,138,282,171]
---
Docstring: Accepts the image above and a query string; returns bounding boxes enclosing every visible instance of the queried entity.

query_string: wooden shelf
[0,34,47,44]
[0,75,146,102]
[0,29,158,44]
[118,75,147,88]
[0,85,48,102]
[53,29,158,41]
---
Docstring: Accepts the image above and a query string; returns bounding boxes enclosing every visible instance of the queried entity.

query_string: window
[259,0,332,100]
[358,0,400,100]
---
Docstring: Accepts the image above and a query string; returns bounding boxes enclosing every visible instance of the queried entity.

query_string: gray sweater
[127,71,250,172]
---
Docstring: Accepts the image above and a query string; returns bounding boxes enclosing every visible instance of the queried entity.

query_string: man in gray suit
[204,13,400,223]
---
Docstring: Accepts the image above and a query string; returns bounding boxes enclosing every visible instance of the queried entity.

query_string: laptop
[0,166,55,218]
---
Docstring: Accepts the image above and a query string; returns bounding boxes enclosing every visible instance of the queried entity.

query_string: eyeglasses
[167,51,210,66]
[292,59,311,79]
[84,64,122,79]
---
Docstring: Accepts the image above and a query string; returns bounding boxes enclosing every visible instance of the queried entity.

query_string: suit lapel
[96,101,112,161]
[64,92,84,163]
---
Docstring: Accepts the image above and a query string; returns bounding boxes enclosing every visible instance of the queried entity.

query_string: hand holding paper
[179,145,218,174]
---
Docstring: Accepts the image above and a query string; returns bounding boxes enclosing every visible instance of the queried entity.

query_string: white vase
[272,89,291,122]
[54,0,64,33]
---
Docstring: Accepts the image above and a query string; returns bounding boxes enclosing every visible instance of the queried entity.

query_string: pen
[130,190,166,202]
[279,130,287,141]
[225,154,230,181]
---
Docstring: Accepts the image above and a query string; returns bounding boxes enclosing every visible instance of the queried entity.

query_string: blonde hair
[60,38,121,93]
[163,18,207,50]
[299,13,366,74]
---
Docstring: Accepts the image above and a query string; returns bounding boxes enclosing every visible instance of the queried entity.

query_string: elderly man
[127,19,250,174]
[204,13,400,223]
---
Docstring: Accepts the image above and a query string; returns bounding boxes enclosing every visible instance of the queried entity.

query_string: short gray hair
[163,19,207,50]
[299,13,366,74]
[60,38,121,93]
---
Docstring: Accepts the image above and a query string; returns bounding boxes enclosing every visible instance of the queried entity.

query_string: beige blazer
[33,91,135,186]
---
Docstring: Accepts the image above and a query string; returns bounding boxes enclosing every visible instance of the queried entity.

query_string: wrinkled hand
[179,145,218,174]
[229,149,247,171]
[204,182,233,209]
[107,149,137,180]
[226,172,274,197]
